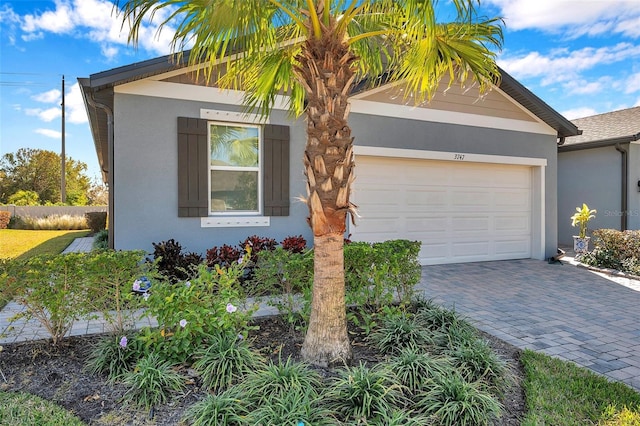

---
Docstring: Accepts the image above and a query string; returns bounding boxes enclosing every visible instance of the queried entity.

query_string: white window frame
[208,121,263,216]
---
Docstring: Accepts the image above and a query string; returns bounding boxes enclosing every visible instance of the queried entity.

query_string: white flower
[143,292,150,301]
[226,303,237,313]
[179,319,187,328]
[132,280,141,291]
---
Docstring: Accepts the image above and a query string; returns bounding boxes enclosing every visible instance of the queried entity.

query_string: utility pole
[61,75,66,204]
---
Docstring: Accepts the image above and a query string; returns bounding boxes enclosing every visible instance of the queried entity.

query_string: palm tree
[118,0,503,367]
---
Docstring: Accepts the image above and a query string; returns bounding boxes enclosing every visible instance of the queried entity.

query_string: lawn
[0,229,90,260]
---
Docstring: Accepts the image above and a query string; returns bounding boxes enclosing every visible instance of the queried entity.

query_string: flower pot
[573,236,591,255]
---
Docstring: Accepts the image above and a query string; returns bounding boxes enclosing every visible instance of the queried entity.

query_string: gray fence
[0,205,107,218]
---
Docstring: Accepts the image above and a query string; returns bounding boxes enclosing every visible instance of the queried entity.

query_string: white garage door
[350,156,533,265]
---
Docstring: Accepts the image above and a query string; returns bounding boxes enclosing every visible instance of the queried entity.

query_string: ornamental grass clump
[236,357,322,407]
[192,331,265,392]
[368,312,434,355]
[416,372,502,426]
[182,389,247,426]
[447,337,511,395]
[388,345,455,394]
[121,353,185,411]
[246,388,335,426]
[325,362,405,423]
[85,333,143,383]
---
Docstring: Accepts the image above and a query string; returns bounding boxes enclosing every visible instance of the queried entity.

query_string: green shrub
[93,229,108,250]
[582,229,640,275]
[121,352,185,411]
[139,260,256,364]
[250,248,313,331]
[326,362,405,423]
[183,389,247,426]
[7,190,40,206]
[416,372,502,426]
[83,250,151,333]
[8,253,90,345]
[85,211,107,233]
[192,331,265,391]
[0,211,10,229]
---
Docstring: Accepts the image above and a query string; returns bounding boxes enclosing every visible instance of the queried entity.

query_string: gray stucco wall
[113,92,558,259]
[348,113,559,259]
[113,93,312,255]
[558,146,622,246]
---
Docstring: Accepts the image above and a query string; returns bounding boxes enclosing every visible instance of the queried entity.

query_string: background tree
[0,148,92,206]
[119,0,503,366]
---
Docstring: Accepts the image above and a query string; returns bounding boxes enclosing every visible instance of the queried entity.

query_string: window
[209,122,261,214]
[177,117,289,219]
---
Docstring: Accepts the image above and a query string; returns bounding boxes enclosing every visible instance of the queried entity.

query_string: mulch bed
[0,315,525,425]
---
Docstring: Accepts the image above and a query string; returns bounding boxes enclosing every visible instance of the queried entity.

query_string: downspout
[85,93,115,249]
[615,142,629,231]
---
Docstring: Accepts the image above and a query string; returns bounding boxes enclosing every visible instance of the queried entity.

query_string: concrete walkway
[419,258,640,391]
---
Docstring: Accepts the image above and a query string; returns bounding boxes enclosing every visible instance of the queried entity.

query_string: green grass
[0,229,90,260]
[0,391,86,426]
[521,349,640,425]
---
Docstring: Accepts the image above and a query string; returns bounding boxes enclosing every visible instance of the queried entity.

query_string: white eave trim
[116,79,556,136]
[354,145,548,167]
[350,99,556,136]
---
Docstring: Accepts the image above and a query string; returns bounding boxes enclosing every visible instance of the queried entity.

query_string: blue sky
[1,0,640,181]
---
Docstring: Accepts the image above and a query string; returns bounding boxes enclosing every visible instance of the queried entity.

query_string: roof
[558,107,640,151]
[80,51,581,181]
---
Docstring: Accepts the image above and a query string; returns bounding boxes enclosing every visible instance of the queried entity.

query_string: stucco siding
[349,113,559,259]
[112,93,312,255]
[558,146,622,246]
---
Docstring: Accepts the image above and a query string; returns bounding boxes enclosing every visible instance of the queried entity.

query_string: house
[80,52,579,265]
[558,107,640,246]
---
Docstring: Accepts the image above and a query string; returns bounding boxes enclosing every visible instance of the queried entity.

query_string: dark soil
[0,316,525,425]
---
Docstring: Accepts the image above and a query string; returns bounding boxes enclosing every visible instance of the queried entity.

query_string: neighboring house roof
[79,50,580,180]
[559,106,640,152]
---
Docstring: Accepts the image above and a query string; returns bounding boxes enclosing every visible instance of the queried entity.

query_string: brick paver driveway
[418,259,640,391]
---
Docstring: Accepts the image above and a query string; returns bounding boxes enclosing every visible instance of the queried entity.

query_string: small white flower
[238,256,244,264]
[179,319,187,328]
[143,292,150,301]
[226,303,237,313]
[185,280,191,288]
[132,280,141,291]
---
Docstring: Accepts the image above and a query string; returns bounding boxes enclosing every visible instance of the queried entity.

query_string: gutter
[83,92,115,250]
[615,143,629,231]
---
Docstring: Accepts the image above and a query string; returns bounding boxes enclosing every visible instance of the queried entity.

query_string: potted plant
[570,203,597,255]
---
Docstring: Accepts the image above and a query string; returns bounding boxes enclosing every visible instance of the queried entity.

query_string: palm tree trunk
[297,14,357,366]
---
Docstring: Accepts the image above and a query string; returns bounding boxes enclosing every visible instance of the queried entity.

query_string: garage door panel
[351,156,534,265]
[495,215,530,232]
[494,239,530,255]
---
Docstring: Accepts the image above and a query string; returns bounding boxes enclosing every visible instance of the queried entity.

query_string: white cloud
[15,0,176,59]
[624,73,640,94]
[486,0,640,38]
[561,107,599,120]
[499,43,640,85]
[25,107,61,122]
[35,128,62,139]
[634,98,640,107]
[22,0,74,34]
[66,83,88,124]
[33,89,61,104]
